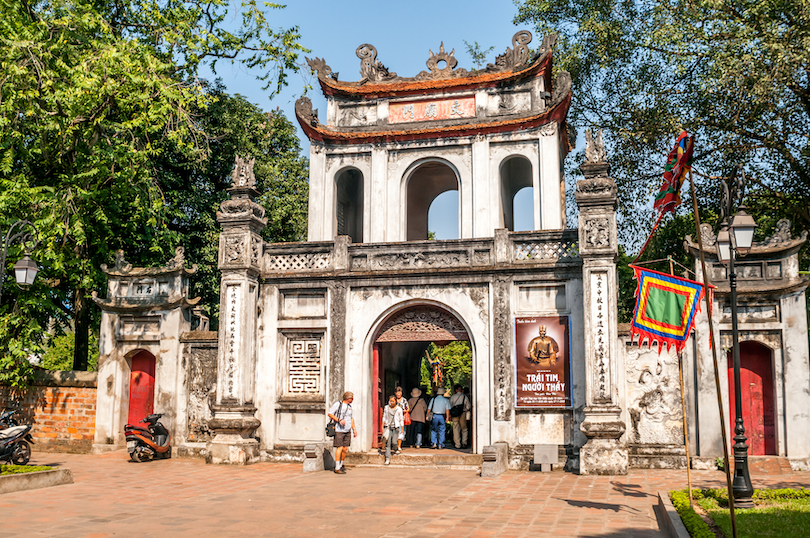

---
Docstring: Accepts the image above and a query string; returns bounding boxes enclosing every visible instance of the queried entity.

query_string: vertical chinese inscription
[287,335,322,394]
[590,272,610,402]
[224,284,241,399]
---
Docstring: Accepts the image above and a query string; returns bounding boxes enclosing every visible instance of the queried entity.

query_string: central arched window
[335,168,363,243]
[406,160,459,241]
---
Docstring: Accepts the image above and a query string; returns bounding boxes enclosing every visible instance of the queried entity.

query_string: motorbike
[0,409,20,428]
[124,413,171,463]
[0,419,33,466]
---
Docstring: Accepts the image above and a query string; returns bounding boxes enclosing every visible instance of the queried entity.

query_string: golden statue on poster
[527,325,559,366]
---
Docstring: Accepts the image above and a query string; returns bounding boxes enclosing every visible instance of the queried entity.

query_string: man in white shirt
[327,391,356,474]
[449,384,471,449]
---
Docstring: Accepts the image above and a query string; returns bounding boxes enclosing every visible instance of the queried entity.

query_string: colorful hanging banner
[654,131,695,215]
[629,265,706,353]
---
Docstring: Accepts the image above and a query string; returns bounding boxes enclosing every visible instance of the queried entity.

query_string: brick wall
[0,371,98,453]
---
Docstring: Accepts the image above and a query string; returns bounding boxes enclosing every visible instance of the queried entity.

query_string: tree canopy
[0,0,307,378]
[515,0,810,252]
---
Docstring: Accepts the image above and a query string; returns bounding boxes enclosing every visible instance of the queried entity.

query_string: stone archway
[372,304,472,449]
[375,305,469,343]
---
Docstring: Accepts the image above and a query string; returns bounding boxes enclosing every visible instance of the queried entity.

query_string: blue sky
[203,0,535,238]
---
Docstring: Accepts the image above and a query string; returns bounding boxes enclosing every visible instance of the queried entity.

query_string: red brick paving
[1,451,808,537]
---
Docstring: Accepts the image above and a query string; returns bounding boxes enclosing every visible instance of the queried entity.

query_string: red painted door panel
[372,344,381,448]
[128,351,156,425]
[728,342,776,455]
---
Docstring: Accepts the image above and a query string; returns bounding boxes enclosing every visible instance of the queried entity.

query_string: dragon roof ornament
[305,31,549,84]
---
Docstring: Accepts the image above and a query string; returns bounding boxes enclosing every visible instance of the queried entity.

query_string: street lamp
[0,220,40,302]
[716,165,757,508]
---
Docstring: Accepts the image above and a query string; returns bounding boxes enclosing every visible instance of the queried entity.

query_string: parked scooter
[0,419,33,465]
[0,409,20,428]
[124,413,171,462]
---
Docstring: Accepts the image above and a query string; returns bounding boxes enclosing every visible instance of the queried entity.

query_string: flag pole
[687,170,738,538]
[668,257,694,506]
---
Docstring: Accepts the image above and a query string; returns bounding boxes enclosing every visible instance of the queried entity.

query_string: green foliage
[696,488,810,537]
[0,465,53,475]
[425,341,473,394]
[670,489,715,538]
[0,0,305,375]
[464,40,495,70]
[155,85,308,324]
[515,0,810,271]
[39,332,98,371]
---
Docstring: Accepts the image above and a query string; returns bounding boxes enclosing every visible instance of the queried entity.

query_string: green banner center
[644,285,686,326]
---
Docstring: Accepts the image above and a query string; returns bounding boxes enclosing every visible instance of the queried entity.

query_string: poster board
[514,316,571,408]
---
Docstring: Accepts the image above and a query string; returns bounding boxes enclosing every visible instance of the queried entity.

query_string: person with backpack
[327,391,356,474]
[427,387,450,449]
[382,395,403,465]
[407,388,427,448]
[449,384,471,449]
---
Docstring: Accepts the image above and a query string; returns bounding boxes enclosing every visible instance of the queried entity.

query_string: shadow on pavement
[612,482,657,498]
[577,528,661,538]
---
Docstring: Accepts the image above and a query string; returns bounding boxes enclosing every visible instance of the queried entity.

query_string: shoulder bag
[426,398,435,422]
[403,399,412,426]
[382,406,391,441]
[326,402,343,438]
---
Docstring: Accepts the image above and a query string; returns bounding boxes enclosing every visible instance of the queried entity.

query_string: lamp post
[0,220,40,303]
[715,165,756,508]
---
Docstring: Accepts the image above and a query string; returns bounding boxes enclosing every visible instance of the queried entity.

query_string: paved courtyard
[2,451,809,538]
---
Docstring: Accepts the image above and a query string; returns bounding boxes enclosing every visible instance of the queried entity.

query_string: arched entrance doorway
[728,341,776,455]
[127,350,156,426]
[371,305,472,450]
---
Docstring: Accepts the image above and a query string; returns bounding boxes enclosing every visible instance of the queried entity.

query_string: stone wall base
[629,444,687,469]
[507,444,573,471]
[580,438,628,475]
[205,435,260,465]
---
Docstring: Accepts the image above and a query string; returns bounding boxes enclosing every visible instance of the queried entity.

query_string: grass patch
[0,464,53,475]
[671,488,810,537]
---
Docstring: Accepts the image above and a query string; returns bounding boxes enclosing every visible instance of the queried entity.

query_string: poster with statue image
[514,316,571,407]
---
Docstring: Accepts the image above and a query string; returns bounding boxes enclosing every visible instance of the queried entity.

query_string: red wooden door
[128,351,156,425]
[372,343,381,448]
[727,342,776,455]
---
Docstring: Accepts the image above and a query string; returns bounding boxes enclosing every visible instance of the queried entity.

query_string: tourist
[449,384,471,449]
[328,391,356,474]
[427,387,450,449]
[382,395,403,465]
[407,388,427,448]
[394,386,409,453]
[463,386,473,448]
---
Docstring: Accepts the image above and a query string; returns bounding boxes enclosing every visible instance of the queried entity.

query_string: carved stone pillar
[207,156,267,465]
[575,134,627,475]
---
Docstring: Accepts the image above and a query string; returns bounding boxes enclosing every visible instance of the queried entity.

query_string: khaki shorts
[334,431,352,447]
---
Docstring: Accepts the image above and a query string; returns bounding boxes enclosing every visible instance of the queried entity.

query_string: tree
[0,0,306,371]
[464,40,495,70]
[423,341,473,394]
[155,84,308,324]
[515,0,810,263]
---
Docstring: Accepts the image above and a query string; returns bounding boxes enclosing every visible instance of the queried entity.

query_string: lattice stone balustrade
[265,252,331,272]
[513,239,580,261]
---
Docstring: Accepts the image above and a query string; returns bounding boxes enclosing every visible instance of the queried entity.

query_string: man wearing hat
[427,387,451,449]
[407,388,428,448]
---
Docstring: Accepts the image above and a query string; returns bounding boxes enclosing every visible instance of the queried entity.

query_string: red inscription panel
[389,96,475,124]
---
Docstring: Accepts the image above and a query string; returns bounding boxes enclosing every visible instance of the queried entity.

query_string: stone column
[575,144,628,475]
[207,157,267,465]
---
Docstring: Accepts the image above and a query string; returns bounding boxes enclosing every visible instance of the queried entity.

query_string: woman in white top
[382,395,404,465]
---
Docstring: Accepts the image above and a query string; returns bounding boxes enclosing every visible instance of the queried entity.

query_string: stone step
[346,449,482,469]
[745,456,794,475]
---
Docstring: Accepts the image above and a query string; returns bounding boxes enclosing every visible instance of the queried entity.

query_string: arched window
[336,168,363,243]
[500,156,534,231]
[406,160,459,241]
